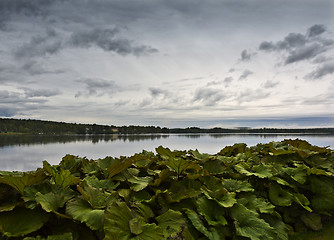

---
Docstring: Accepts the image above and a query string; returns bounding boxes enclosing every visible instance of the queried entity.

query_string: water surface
[1,133,333,171]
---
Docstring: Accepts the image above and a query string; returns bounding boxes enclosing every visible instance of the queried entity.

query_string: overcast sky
[1,0,334,128]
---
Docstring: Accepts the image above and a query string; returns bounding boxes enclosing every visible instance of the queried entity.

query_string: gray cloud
[14,27,158,60]
[285,43,323,64]
[0,0,50,19]
[69,28,158,56]
[224,77,233,85]
[21,60,64,75]
[0,107,18,117]
[75,78,120,98]
[14,29,62,59]
[194,88,226,106]
[262,80,279,89]
[240,49,252,61]
[259,41,276,51]
[305,61,334,79]
[149,87,169,97]
[258,24,333,66]
[0,89,51,117]
[239,70,253,80]
[237,89,270,103]
[307,24,326,38]
[20,87,61,98]
[207,77,233,87]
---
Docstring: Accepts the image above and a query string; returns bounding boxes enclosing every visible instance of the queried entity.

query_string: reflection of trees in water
[175,134,201,139]
[0,134,170,147]
[208,133,329,139]
[0,133,330,148]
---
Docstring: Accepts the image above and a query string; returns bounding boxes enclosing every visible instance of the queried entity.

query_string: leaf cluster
[0,139,334,239]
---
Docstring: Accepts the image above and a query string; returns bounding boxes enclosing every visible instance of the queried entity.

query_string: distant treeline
[0,118,334,135]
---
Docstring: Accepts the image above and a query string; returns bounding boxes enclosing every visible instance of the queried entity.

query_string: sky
[0,0,334,128]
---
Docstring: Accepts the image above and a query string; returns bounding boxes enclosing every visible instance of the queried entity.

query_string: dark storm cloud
[305,61,334,79]
[239,70,253,80]
[259,24,332,65]
[69,28,158,56]
[75,78,120,98]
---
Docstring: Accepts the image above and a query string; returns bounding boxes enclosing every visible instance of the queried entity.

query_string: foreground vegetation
[0,139,334,239]
[1,118,334,135]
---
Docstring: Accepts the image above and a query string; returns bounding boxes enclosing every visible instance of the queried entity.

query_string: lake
[1,133,333,171]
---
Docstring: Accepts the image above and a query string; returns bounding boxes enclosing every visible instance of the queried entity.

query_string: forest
[1,118,334,135]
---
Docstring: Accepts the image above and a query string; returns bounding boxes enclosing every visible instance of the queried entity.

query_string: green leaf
[270,176,294,188]
[218,143,247,156]
[202,186,237,208]
[196,196,228,226]
[268,183,293,207]
[238,194,275,214]
[150,169,175,187]
[104,202,164,240]
[156,209,186,238]
[0,207,49,237]
[169,178,202,201]
[59,154,85,171]
[165,157,202,177]
[35,188,74,213]
[0,183,21,212]
[104,201,132,240]
[307,167,332,176]
[77,181,115,209]
[293,193,312,212]
[281,164,308,184]
[24,232,73,240]
[235,162,273,178]
[83,175,119,191]
[0,169,47,194]
[189,149,211,161]
[184,209,221,240]
[128,175,153,192]
[203,159,226,174]
[230,203,275,240]
[66,197,104,231]
[309,176,334,212]
[301,213,323,231]
[43,161,80,189]
[223,179,254,192]
[262,215,289,240]
[107,157,133,178]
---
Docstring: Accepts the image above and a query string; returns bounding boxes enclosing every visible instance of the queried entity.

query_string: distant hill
[0,118,333,135]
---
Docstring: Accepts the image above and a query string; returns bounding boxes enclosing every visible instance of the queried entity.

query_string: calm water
[1,134,333,171]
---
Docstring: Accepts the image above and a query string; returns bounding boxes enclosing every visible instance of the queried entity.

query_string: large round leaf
[0,207,49,237]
